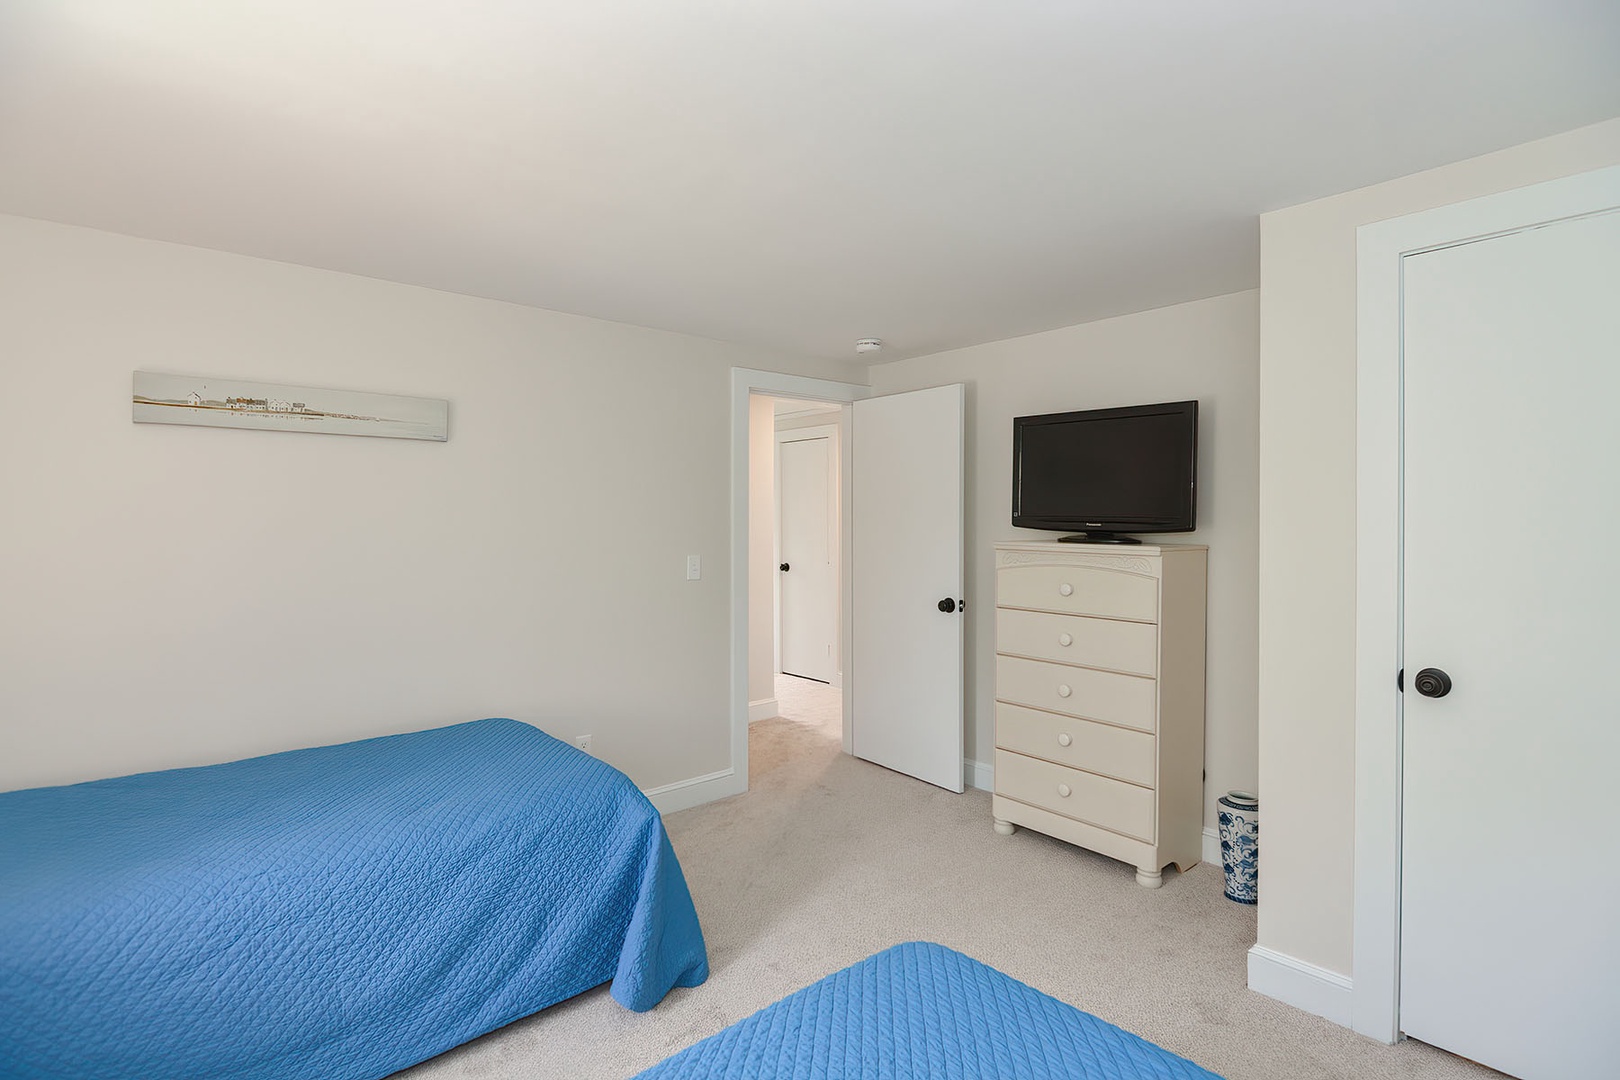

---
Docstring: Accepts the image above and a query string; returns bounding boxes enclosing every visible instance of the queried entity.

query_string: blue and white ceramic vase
[1218,790,1259,904]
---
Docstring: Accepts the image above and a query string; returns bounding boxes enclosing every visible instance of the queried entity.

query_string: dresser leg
[993,819,1017,836]
[1135,866,1163,889]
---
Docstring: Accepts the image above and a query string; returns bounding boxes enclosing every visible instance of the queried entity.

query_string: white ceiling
[2,2,1617,365]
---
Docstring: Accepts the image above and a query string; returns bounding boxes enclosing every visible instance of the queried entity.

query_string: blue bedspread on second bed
[634,941,1223,1079]
[0,718,708,1080]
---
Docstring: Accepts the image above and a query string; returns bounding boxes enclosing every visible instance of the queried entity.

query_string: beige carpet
[396,676,1499,1080]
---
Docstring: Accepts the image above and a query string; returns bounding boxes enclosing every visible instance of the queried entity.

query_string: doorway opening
[750,392,845,750]
[728,367,964,804]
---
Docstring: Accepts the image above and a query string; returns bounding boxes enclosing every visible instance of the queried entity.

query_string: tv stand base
[1057,532,1142,545]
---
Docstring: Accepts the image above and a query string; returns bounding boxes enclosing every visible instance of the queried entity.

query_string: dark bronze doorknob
[938,598,957,613]
[1413,668,1452,698]
[779,563,790,572]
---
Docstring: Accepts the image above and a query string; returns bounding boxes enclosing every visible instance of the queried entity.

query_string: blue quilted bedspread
[635,942,1223,1079]
[0,718,708,1080]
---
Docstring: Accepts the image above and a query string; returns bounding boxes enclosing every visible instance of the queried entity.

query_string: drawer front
[996,608,1157,676]
[995,703,1156,787]
[994,750,1155,842]
[995,655,1157,733]
[996,564,1158,622]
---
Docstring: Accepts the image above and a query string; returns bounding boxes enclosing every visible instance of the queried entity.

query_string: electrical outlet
[574,734,593,754]
[686,555,701,580]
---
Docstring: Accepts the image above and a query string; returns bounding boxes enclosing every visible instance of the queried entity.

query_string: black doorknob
[1413,668,1452,698]
[938,598,957,613]
[779,563,790,572]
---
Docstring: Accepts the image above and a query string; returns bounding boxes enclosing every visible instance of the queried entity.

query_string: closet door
[1400,208,1620,1079]
[778,433,836,683]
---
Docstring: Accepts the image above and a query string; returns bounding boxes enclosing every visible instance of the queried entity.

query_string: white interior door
[778,433,836,683]
[1400,208,1620,1079]
[851,383,964,792]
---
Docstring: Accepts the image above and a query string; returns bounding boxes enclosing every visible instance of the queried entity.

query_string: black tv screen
[1012,400,1198,542]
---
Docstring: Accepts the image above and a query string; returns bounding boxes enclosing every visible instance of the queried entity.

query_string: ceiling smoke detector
[854,338,883,355]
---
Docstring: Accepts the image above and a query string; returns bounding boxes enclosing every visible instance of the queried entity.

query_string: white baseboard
[963,758,993,792]
[1247,945,1354,1027]
[748,698,779,723]
[1203,825,1220,866]
[643,767,743,815]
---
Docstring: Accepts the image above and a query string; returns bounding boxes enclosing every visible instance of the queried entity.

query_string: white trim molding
[1202,825,1220,867]
[963,758,993,792]
[1248,945,1354,1028]
[1353,164,1620,1045]
[643,768,743,816]
[748,698,780,723]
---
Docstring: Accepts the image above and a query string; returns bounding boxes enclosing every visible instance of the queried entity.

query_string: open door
[850,383,965,792]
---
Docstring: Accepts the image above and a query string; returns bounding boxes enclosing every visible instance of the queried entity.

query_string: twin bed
[1,719,1222,1080]
[635,941,1222,1080]
[0,718,707,1079]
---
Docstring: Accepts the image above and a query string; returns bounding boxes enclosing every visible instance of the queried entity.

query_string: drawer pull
[1058,632,1073,647]
[1057,783,1072,798]
[1058,583,1074,596]
[1057,732,1072,747]
[1057,684,1072,698]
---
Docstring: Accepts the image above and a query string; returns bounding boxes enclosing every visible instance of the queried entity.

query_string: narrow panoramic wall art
[132,372,449,442]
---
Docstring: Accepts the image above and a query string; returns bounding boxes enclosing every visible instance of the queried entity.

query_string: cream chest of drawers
[991,541,1207,888]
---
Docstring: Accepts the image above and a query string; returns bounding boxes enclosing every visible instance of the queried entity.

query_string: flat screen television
[1011,400,1198,544]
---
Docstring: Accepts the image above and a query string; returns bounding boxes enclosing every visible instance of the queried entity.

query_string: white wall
[0,214,862,794]
[747,394,777,717]
[1256,117,1620,979]
[868,291,1260,832]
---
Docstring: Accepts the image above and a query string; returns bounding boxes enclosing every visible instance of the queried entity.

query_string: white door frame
[775,423,841,685]
[730,368,869,801]
[1352,164,1620,1043]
